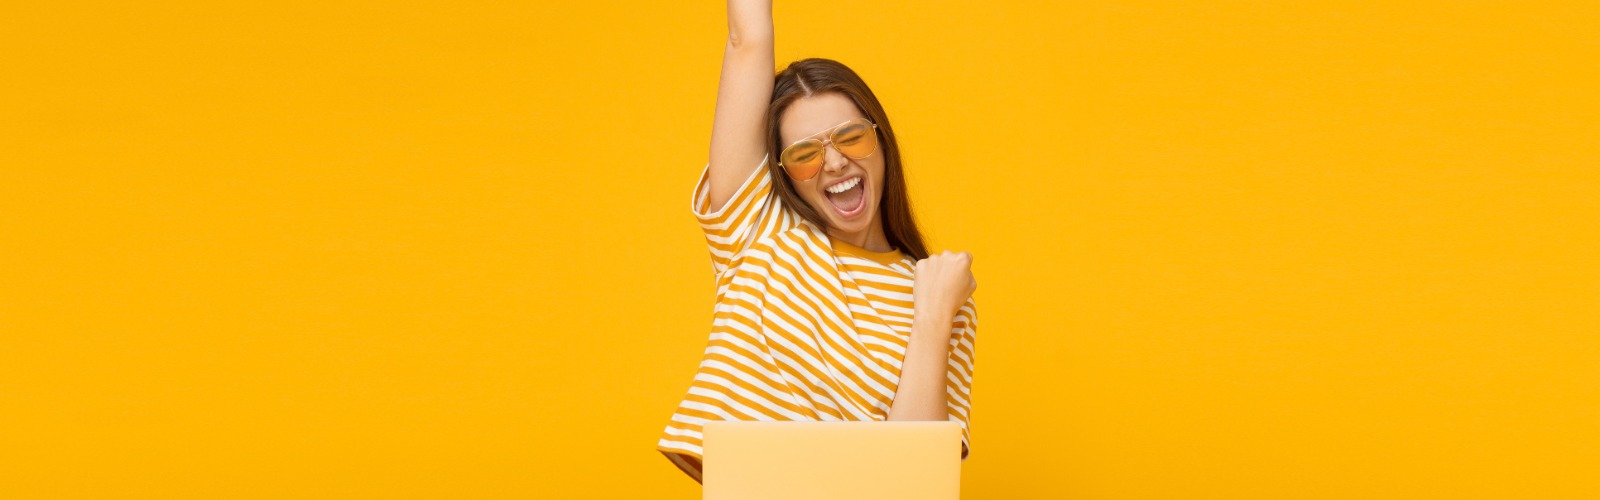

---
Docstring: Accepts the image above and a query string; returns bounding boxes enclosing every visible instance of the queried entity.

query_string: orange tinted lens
[780,140,824,180]
[832,120,877,158]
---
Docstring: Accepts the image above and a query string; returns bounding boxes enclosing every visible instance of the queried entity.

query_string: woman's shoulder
[693,155,813,277]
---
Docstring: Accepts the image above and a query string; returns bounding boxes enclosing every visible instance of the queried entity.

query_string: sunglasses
[776,117,880,181]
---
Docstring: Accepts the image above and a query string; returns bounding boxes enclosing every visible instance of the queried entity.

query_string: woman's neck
[828,216,892,253]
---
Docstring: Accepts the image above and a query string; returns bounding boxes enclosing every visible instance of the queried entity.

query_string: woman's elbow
[726,30,773,51]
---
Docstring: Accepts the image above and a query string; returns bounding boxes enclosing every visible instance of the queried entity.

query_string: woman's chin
[827,209,874,234]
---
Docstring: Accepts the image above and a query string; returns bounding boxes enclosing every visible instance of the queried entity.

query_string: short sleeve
[947,297,977,461]
[690,154,795,277]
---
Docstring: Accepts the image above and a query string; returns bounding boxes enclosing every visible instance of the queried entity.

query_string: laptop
[700,420,963,500]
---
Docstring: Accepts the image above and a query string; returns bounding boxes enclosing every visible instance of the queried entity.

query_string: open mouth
[823,176,867,219]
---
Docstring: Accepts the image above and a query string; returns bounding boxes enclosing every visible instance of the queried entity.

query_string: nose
[820,141,848,174]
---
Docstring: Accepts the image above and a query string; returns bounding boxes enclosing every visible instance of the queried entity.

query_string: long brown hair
[765,58,930,261]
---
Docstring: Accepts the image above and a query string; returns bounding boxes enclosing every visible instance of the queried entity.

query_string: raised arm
[704,0,775,211]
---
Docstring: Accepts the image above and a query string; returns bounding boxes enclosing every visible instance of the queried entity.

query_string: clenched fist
[912,250,977,323]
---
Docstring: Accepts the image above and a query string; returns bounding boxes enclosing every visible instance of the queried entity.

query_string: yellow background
[3,1,1597,498]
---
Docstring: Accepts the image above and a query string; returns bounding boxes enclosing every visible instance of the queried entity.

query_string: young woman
[656,0,978,484]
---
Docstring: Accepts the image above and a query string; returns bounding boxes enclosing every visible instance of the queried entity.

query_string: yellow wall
[3,1,1596,498]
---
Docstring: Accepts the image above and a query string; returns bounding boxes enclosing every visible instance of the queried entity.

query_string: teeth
[826,177,861,194]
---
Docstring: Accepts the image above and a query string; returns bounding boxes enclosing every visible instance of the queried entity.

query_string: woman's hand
[912,251,977,329]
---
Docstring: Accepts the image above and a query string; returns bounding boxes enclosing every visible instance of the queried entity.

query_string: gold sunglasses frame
[775,117,880,181]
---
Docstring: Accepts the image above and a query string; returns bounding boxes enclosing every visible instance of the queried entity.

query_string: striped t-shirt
[656,155,978,483]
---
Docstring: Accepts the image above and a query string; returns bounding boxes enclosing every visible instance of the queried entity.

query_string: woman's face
[778,92,885,239]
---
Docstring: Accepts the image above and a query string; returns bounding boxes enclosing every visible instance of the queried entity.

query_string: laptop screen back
[700,421,962,500]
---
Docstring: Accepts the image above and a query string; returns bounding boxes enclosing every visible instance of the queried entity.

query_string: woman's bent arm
[890,251,977,422]
[704,0,775,211]
[887,313,958,421]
